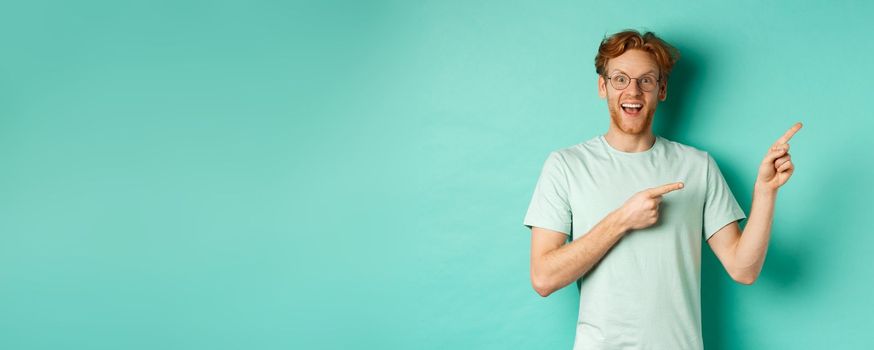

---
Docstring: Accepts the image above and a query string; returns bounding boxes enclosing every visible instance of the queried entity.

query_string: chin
[610,109,654,135]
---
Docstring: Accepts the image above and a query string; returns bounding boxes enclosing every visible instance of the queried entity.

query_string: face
[598,49,668,136]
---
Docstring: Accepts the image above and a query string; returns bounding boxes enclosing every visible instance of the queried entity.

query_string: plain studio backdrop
[1,1,872,349]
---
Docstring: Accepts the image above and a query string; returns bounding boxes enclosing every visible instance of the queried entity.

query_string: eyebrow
[609,69,658,76]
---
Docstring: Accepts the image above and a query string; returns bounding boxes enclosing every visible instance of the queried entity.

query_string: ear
[658,80,668,101]
[598,75,607,99]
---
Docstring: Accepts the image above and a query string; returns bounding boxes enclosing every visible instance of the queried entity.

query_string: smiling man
[522,30,801,349]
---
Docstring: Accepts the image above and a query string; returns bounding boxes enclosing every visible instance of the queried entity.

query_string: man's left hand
[756,122,803,193]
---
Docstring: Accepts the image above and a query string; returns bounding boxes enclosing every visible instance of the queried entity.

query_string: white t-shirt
[523,135,746,350]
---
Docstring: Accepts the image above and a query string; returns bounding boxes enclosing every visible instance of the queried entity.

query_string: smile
[621,103,643,115]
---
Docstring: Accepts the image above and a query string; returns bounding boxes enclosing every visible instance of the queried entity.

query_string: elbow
[531,274,556,297]
[734,276,756,285]
[731,270,759,285]
[532,280,555,297]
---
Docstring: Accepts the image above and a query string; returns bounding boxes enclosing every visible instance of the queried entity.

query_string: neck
[604,126,656,153]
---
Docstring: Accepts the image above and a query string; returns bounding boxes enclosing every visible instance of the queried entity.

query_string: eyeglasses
[604,73,660,92]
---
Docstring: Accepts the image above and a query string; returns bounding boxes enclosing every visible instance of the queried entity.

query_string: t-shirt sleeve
[523,151,572,236]
[703,153,747,240]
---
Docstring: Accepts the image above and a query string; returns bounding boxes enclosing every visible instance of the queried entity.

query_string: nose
[626,78,643,95]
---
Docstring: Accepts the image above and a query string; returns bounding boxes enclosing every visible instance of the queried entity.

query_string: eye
[613,75,628,84]
[640,76,654,85]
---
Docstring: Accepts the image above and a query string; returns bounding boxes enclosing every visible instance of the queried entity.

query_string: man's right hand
[615,182,685,232]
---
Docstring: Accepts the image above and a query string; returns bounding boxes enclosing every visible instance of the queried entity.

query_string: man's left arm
[707,122,802,285]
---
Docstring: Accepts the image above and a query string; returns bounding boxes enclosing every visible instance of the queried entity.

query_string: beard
[608,103,655,135]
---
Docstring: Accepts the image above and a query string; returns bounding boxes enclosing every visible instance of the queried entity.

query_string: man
[522,29,801,349]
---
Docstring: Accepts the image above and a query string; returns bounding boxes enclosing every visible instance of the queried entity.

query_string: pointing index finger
[774,122,803,146]
[647,182,685,197]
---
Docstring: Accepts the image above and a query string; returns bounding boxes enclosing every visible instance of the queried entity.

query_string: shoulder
[551,135,604,163]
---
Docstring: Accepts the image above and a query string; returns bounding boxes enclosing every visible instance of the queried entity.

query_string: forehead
[605,49,660,75]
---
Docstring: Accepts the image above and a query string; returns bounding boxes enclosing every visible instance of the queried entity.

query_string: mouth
[620,102,643,117]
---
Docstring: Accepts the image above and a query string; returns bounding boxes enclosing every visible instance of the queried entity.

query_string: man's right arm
[529,182,684,297]
[530,211,627,297]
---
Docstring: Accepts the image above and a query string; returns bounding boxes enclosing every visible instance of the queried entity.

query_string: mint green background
[1,1,872,349]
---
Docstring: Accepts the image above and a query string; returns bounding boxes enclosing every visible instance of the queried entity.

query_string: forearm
[734,186,777,281]
[533,210,627,296]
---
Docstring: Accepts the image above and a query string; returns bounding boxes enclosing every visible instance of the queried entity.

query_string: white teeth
[621,103,642,108]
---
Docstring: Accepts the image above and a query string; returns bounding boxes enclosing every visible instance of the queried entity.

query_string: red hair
[595,30,680,82]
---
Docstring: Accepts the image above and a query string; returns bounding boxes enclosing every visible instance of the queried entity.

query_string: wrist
[753,182,778,198]
[608,209,630,236]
